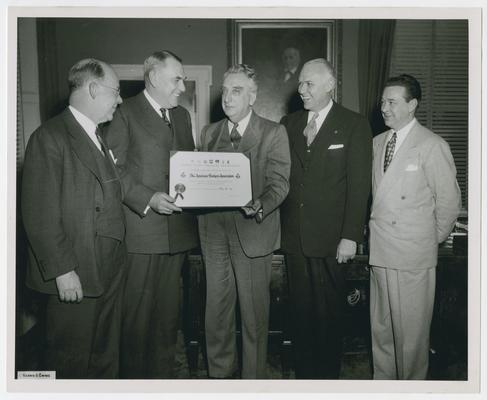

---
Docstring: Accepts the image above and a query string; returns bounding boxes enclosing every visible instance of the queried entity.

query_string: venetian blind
[390,20,468,208]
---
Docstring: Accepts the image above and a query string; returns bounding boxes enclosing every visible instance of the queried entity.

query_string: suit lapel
[374,122,423,206]
[63,109,102,181]
[239,112,260,154]
[204,119,227,151]
[134,92,172,149]
[372,132,389,194]
[309,102,343,161]
[288,110,308,166]
[169,108,195,151]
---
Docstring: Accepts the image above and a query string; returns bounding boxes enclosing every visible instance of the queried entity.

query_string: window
[390,20,468,208]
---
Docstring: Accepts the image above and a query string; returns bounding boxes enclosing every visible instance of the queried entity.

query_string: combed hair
[384,74,422,103]
[303,58,336,81]
[143,50,182,83]
[68,58,105,92]
[223,64,258,91]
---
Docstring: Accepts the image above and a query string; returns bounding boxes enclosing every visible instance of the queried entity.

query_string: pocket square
[328,144,344,150]
[405,164,418,171]
[109,149,118,164]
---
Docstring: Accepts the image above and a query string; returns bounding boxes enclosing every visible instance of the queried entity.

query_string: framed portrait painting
[232,19,337,122]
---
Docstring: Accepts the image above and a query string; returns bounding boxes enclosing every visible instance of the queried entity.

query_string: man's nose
[179,80,186,93]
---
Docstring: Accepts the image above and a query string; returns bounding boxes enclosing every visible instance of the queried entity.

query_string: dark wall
[51,18,229,121]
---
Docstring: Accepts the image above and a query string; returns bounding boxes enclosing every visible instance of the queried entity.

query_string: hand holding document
[169,151,252,208]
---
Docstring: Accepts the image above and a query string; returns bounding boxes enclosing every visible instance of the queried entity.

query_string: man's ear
[147,69,158,88]
[249,91,257,107]
[408,98,418,114]
[325,76,337,93]
[88,82,97,99]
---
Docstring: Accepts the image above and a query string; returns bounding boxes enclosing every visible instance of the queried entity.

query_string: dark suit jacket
[22,109,124,296]
[198,112,291,258]
[280,102,373,257]
[105,92,198,254]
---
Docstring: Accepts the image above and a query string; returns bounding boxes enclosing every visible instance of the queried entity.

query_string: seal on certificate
[174,183,186,200]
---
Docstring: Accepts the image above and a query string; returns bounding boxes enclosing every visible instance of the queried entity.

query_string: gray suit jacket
[198,112,291,258]
[22,109,124,296]
[369,120,461,270]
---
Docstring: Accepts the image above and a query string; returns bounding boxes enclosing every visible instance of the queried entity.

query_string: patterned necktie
[160,108,171,128]
[230,123,241,150]
[303,112,319,146]
[383,131,397,172]
[95,127,106,156]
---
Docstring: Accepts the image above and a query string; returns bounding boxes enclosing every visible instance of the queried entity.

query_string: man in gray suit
[198,64,290,378]
[22,59,125,378]
[369,74,461,379]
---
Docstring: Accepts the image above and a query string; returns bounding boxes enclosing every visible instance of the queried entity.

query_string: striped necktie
[383,131,397,172]
[95,127,107,156]
[303,112,319,146]
[160,108,171,128]
[230,123,241,150]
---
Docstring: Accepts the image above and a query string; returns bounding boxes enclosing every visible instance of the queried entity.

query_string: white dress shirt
[227,109,252,137]
[144,89,171,122]
[308,99,334,132]
[69,105,103,154]
[387,117,417,157]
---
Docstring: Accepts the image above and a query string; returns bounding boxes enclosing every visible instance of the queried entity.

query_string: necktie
[303,112,319,146]
[95,127,106,156]
[383,131,397,172]
[160,108,171,128]
[230,123,241,150]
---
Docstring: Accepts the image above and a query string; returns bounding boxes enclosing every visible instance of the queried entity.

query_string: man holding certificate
[198,64,291,379]
[105,51,198,378]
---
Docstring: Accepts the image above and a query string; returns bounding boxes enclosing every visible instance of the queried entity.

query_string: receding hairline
[302,58,336,79]
[223,71,257,92]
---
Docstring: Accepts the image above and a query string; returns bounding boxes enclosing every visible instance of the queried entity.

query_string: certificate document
[169,151,252,207]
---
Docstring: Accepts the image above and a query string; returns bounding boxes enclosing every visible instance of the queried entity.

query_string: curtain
[358,20,396,136]
[37,19,65,122]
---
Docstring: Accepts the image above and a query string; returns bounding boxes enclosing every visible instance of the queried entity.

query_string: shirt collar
[390,117,417,139]
[227,110,252,137]
[68,105,103,152]
[69,105,97,136]
[144,89,168,119]
[308,99,333,130]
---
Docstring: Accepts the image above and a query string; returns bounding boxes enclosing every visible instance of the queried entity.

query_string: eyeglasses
[97,82,120,95]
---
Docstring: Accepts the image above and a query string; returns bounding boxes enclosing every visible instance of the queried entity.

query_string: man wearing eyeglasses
[22,59,125,378]
[105,51,198,378]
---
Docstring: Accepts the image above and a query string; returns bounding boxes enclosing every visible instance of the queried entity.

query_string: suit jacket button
[392,221,396,225]
[300,203,304,207]
[401,196,406,200]
[95,206,101,212]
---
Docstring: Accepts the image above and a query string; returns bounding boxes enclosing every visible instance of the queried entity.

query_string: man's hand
[55,271,83,303]
[336,238,357,264]
[149,192,182,215]
[242,199,262,217]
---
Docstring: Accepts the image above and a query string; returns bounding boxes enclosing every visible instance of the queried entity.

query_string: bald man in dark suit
[280,58,372,379]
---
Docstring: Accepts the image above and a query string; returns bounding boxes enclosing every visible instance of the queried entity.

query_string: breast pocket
[400,154,427,203]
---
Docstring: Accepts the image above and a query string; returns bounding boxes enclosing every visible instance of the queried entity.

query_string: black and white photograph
[2,3,484,398]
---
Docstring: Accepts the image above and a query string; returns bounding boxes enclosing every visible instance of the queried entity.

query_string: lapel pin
[334,130,338,134]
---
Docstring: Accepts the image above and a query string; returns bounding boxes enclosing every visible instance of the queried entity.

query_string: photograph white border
[2,3,484,399]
